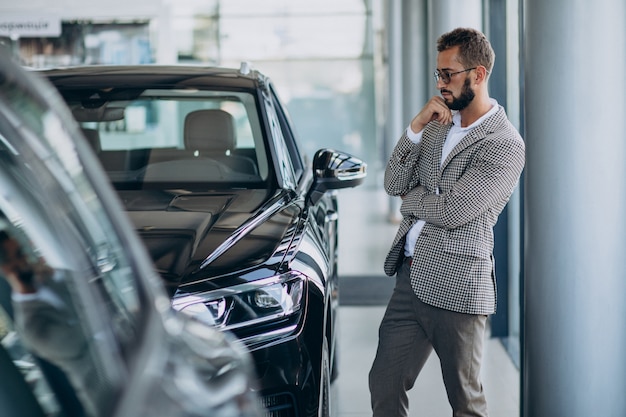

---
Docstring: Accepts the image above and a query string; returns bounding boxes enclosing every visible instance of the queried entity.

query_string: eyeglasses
[433,67,476,84]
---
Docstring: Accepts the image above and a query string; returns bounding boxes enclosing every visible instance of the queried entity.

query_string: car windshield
[66,89,269,188]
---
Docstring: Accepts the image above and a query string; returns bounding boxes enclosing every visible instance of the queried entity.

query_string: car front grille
[261,392,296,417]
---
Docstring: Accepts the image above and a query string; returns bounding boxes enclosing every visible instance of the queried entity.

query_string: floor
[332,186,520,417]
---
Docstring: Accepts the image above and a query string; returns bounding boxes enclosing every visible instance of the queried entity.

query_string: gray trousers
[368,258,488,417]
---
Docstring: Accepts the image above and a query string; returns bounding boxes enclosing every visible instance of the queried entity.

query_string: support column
[384,0,404,220]
[384,0,403,158]
[427,0,483,95]
[400,1,427,126]
[155,3,177,64]
[523,1,626,416]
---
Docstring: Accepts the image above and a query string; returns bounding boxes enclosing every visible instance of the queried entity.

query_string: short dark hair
[437,27,495,74]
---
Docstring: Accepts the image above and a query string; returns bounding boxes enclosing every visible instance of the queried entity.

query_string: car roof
[36,63,269,91]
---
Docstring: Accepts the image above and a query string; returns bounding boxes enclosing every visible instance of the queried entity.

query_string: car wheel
[318,338,331,417]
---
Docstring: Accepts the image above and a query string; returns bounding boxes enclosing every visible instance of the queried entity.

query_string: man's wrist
[409,117,427,134]
[406,125,423,145]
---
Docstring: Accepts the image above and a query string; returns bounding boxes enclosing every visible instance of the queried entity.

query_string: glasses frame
[433,67,477,84]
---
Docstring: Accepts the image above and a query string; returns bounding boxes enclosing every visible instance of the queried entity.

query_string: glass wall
[216,1,378,174]
[2,1,379,182]
[7,22,152,67]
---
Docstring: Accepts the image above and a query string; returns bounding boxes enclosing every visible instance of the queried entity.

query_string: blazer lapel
[438,106,506,175]
[439,129,482,173]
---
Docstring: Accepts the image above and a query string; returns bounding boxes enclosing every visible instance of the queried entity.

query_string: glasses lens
[434,70,449,84]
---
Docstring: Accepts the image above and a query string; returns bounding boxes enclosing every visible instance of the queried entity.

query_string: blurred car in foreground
[41,63,367,417]
[0,52,261,417]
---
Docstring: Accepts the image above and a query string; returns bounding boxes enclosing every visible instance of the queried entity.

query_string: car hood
[118,188,300,288]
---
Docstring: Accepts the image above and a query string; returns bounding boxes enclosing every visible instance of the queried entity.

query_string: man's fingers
[429,97,452,124]
[411,96,453,132]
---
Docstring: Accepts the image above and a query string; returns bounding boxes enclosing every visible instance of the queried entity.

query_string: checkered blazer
[383,105,525,315]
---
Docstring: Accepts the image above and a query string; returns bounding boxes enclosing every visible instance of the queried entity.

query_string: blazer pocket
[443,239,491,259]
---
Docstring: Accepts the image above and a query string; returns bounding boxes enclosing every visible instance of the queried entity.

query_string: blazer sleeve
[384,131,422,196]
[400,132,525,229]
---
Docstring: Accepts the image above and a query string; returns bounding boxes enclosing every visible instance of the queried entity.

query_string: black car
[0,53,262,416]
[41,64,367,417]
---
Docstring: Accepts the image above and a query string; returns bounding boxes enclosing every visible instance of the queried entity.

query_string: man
[369,27,525,417]
[0,230,99,416]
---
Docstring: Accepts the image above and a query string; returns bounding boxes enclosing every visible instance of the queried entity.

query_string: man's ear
[475,66,489,84]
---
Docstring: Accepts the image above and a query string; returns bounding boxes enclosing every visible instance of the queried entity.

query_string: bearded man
[368,27,525,417]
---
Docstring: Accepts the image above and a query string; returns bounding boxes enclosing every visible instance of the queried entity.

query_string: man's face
[436,46,476,111]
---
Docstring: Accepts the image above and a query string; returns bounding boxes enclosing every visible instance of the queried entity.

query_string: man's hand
[410,96,453,133]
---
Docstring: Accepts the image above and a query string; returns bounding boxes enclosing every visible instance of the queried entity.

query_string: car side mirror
[307,149,367,205]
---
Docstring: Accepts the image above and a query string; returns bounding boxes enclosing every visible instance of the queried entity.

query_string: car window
[0,71,145,416]
[66,89,270,187]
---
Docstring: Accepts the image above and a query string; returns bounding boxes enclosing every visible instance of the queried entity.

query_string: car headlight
[172,272,305,346]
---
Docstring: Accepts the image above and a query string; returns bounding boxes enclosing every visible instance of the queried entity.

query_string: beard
[443,77,475,111]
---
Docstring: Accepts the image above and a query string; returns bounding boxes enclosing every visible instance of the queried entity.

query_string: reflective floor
[334,186,520,417]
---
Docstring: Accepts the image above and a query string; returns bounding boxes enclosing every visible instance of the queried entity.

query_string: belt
[405,257,413,267]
